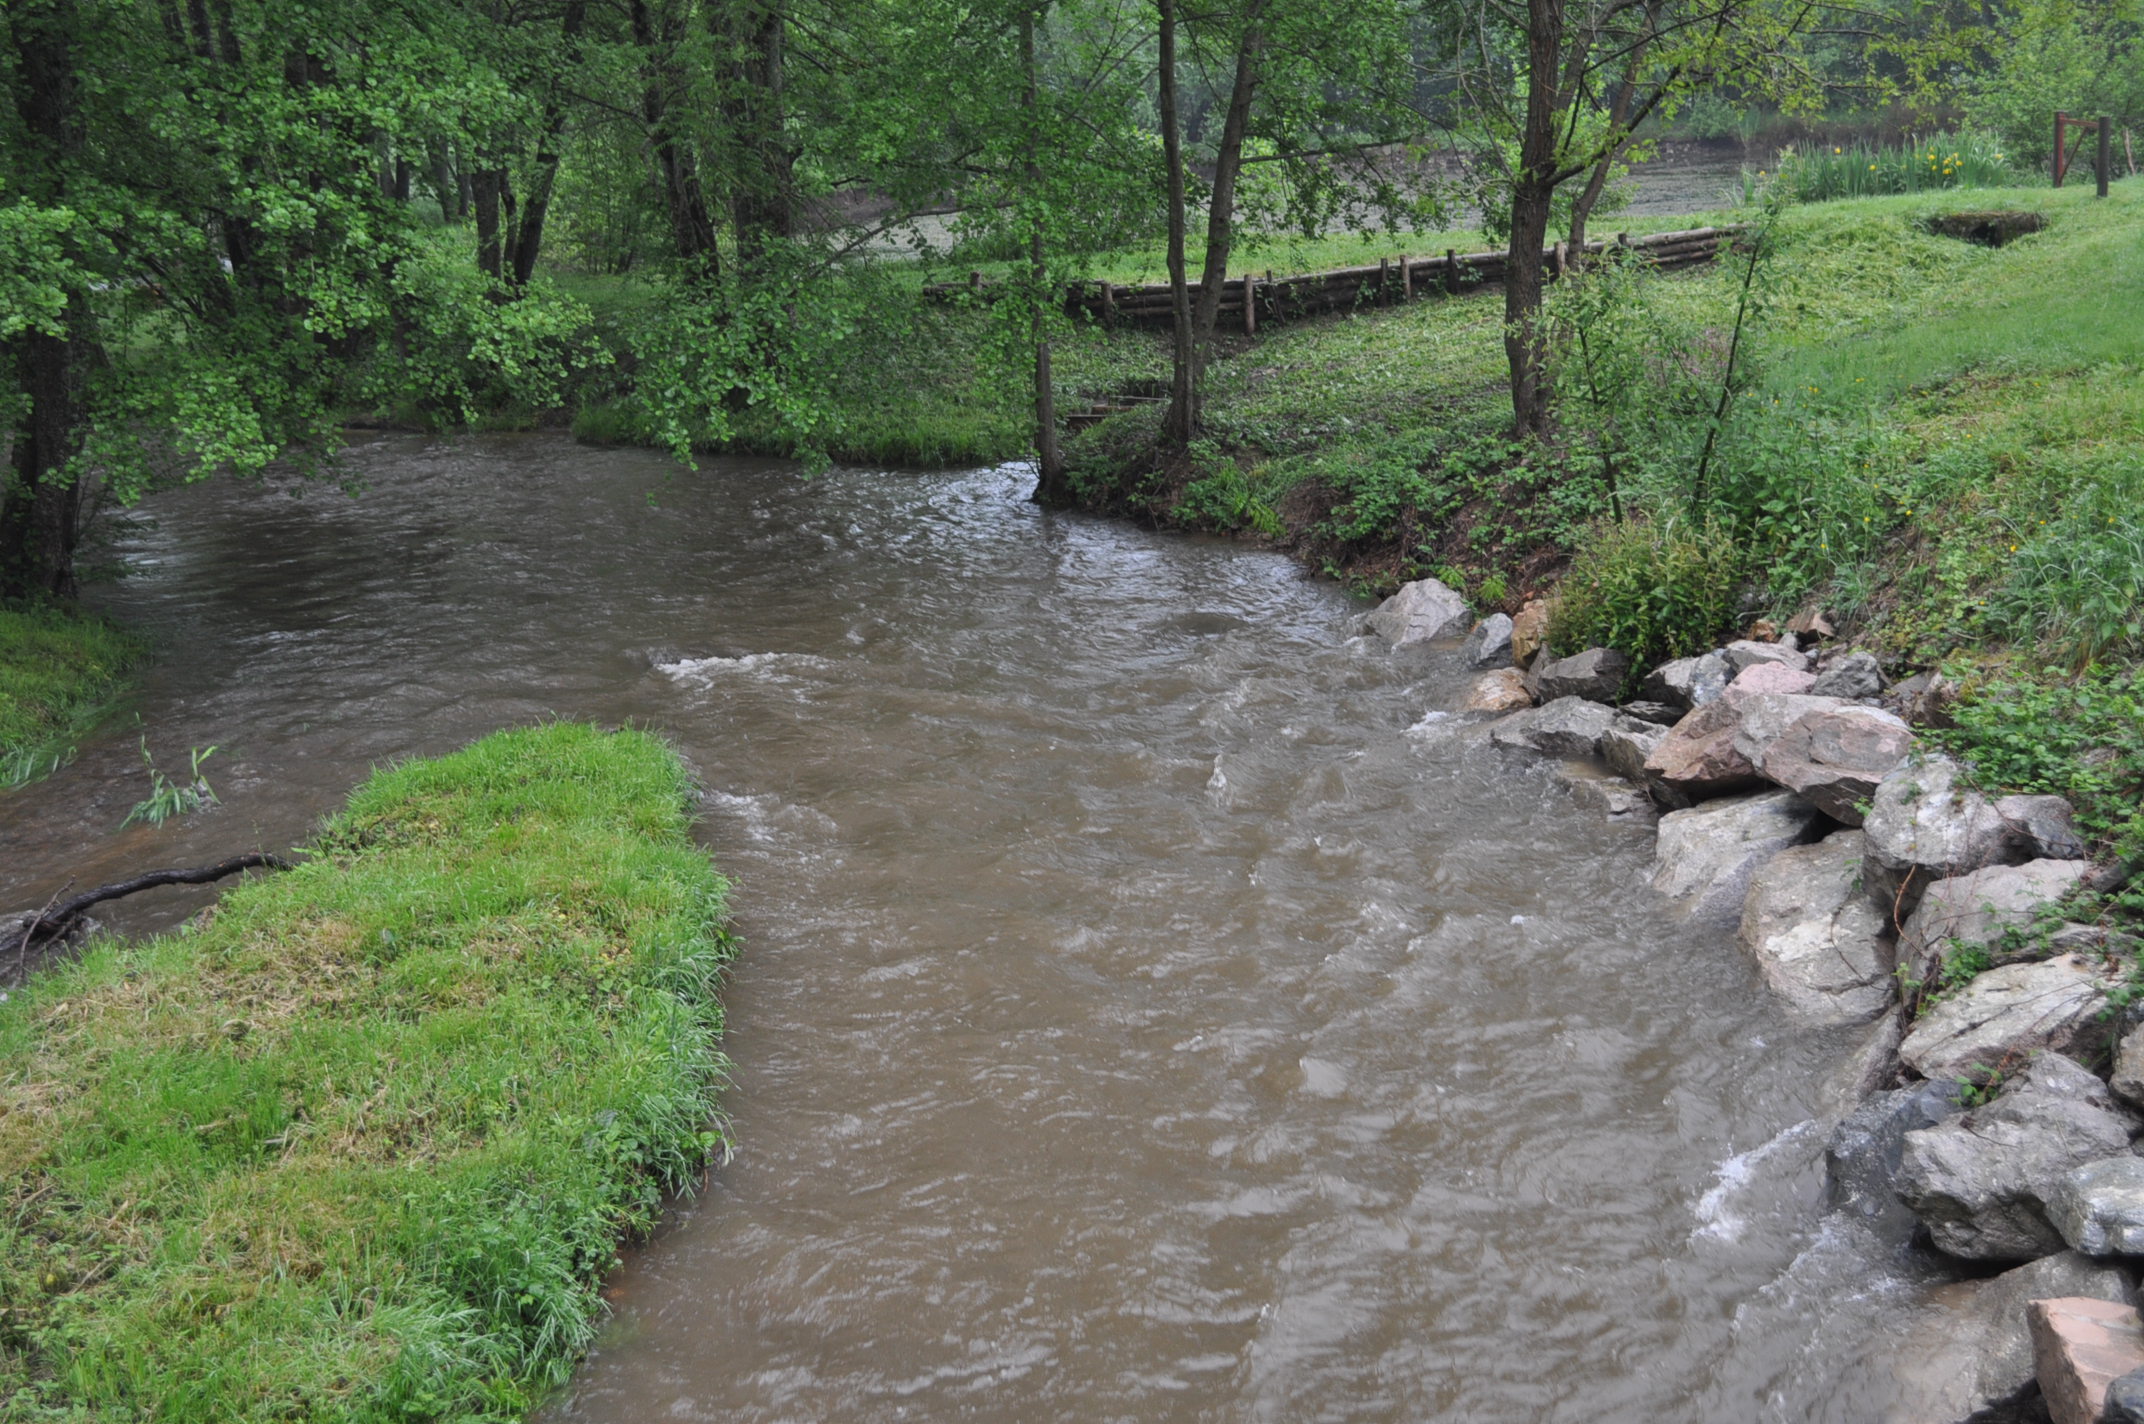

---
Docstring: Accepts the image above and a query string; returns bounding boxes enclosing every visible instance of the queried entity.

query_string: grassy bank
[0,603,143,790]
[0,722,734,1420]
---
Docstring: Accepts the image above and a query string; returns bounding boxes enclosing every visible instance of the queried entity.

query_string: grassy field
[0,723,735,1421]
[0,602,144,790]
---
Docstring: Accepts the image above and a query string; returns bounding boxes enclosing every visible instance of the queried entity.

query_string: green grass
[0,602,144,790]
[1766,130,2024,203]
[0,722,735,1421]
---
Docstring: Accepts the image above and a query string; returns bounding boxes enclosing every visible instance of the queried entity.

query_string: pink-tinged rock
[1460,668,1533,714]
[1727,660,1818,697]
[1758,703,1915,825]
[2029,1297,2144,1424]
[1510,598,1554,668]
[1643,697,1761,800]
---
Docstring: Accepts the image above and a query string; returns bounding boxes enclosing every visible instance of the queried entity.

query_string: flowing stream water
[1,437,1954,1421]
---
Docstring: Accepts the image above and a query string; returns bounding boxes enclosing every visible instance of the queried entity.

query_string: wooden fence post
[2100,116,2113,197]
[1444,248,1458,295]
[2055,111,2068,186]
[1243,273,1257,336]
[1399,255,1412,300]
[1101,281,1116,325]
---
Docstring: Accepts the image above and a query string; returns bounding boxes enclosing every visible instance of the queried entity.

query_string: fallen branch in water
[5,853,294,964]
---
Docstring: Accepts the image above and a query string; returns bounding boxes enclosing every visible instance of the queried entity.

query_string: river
[0,437,1948,1421]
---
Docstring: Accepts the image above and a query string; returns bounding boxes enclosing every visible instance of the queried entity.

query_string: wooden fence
[924,225,1748,334]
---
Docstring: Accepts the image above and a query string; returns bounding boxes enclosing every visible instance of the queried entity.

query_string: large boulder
[1461,613,1514,668]
[1363,578,1471,647]
[1728,661,1819,698]
[1898,859,2097,985]
[1487,696,1619,758]
[1884,1251,2135,1424]
[1899,955,2121,1082]
[1997,794,2091,862]
[1528,646,1631,704]
[1643,697,1763,802]
[1729,691,1845,767]
[1554,761,1657,823]
[1738,829,1896,1023]
[1642,651,1731,711]
[1758,704,1916,827]
[2030,1297,2144,1424]
[1600,718,1665,786]
[1897,1053,2139,1261]
[1460,668,1534,715]
[1812,649,1886,700]
[1651,788,1827,926]
[1828,1078,1967,1242]
[1862,754,2024,924]
[1509,598,1554,668]
[2050,1156,2144,1257]
[1723,638,1810,674]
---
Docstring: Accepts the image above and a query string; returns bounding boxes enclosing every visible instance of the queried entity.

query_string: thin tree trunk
[1504,0,1565,436]
[1188,31,1261,357]
[510,0,589,287]
[472,167,505,279]
[0,0,92,600]
[631,0,721,277]
[1158,0,1196,450]
[428,138,458,219]
[1023,6,1067,505]
[724,0,792,270]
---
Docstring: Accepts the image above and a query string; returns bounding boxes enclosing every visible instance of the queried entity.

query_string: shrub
[1767,132,2024,204]
[1546,515,1746,675]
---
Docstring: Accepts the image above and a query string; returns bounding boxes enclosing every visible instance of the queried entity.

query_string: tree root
[5,853,294,965]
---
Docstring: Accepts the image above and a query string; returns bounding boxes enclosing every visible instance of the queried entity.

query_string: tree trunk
[1504,0,1565,436]
[1022,6,1067,505]
[1,0,92,600]
[509,0,589,287]
[723,0,792,269]
[1187,32,1261,360]
[1157,0,1196,450]
[472,167,505,279]
[631,0,721,277]
[427,137,459,219]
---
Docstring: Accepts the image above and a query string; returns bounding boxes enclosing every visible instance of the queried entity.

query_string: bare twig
[3,854,294,962]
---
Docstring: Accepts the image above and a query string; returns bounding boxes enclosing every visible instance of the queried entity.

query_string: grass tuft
[0,602,144,791]
[0,722,734,1421]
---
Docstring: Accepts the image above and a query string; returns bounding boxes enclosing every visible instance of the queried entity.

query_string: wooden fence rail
[923,225,1748,334]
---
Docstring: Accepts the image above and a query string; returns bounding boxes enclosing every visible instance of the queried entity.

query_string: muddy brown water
[2,436,1951,1421]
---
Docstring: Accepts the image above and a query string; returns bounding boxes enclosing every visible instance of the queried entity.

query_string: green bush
[1546,516,1746,676]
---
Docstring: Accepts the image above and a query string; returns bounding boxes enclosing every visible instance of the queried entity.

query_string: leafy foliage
[1547,516,1746,672]
[1936,667,2144,859]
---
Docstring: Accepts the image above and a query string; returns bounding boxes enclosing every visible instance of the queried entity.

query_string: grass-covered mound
[0,722,734,1421]
[0,602,143,790]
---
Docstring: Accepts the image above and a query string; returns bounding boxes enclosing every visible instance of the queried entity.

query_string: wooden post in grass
[1399,255,1412,300]
[1242,273,1256,336]
[1101,281,1116,325]
[2100,116,2113,197]
[1444,248,1458,295]
[969,270,983,291]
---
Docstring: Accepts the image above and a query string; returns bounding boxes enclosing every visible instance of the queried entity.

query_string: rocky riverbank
[1365,575,2144,1424]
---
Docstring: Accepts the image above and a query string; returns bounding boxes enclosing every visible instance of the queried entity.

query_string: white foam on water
[1692,1119,1820,1243]
[657,651,827,686]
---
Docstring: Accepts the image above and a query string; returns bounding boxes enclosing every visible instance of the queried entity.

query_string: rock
[1723,638,1810,674]
[2112,1028,2144,1114]
[1618,700,1681,726]
[1787,607,1837,644]
[1488,696,1619,758]
[1461,613,1514,668]
[1897,1054,2138,1261]
[1899,860,2098,985]
[1758,704,1916,826]
[1727,661,1819,698]
[1828,1078,1967,1239]
[2051,1157,2144,1257]
[1460,668,1534,715]
[1812,649,1886,700]
[1510,598,1554,668]
[1642,652,1731,711]
[1899,955,2120,1083]
[1643,698,1763,802]
[2030,1297,2144,1424]
[1887,1252,2136,1424]
[1739,829,1896,1023]
[1998,795,2091,862]
[1600,718,1666,786]
[2109,1367,2144,1423]
[1555,761,1657,823]
[1862,754,2023,924]
[1528,646,1631,704]
[1363,578,1471,647]
[1651,788,1827,926]
[1730,691,1844,767]
[1888,670,1962,728]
